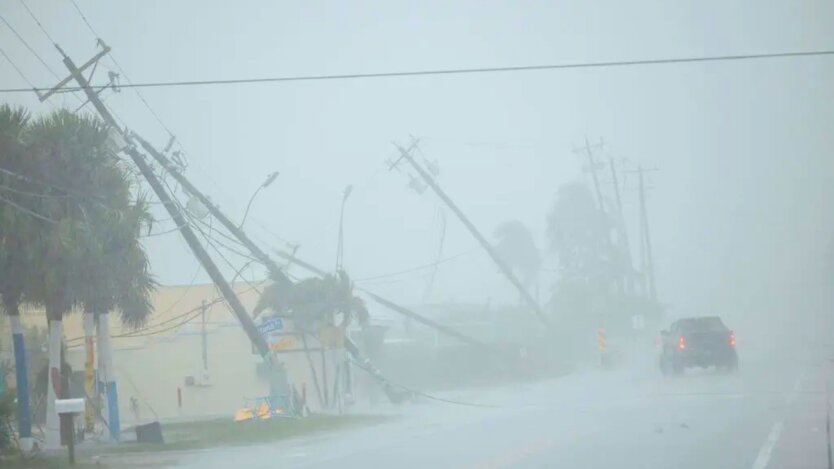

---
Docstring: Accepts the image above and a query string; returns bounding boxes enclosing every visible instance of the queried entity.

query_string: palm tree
[76,196,155,439]
[255,270,368,408]
[24,110,152,447]
[0,105,36,449]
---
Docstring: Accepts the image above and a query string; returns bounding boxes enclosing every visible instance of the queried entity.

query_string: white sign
[631,314,645,331]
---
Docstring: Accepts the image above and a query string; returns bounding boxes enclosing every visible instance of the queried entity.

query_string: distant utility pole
[392,141,551,328]
[574,137,606,214]
[636,165,657,302]
[575,138,624,294]
[609,158,634,294]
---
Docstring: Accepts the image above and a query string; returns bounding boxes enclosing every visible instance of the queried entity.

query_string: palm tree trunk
[7,311,33,451]
[320,346,329,409]
[45,318,62,449]
[96,312,120,441]
[300,333,324,409]
[82,313,96,432]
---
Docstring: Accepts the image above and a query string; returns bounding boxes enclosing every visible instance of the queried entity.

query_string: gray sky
[2,1,832,318]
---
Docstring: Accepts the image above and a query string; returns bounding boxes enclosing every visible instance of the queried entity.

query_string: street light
[335,185,353,271]
[239,171,279,229]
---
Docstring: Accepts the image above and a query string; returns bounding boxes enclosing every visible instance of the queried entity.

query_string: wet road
[167,335,833,469]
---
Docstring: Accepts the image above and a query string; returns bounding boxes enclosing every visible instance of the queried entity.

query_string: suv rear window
[677,317,727,332]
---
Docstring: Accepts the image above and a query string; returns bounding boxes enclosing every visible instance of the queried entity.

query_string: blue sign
[258,318,284,334]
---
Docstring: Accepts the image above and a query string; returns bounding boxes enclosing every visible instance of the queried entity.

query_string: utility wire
[5,2,85,106]
[18,0,58,46]
[0,11,60,79]
[355,249,477,282]
[0,46,36,88]
[0,166,107,200]
[0,192,57,223]
[0,44,61,110]
[67,0,181,142]
[2,49,833,94]
[140,220,190,238]
[66,280,264,344]
[0,182,72,199]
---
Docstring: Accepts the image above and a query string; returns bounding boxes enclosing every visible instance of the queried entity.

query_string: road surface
[130,329,833,469]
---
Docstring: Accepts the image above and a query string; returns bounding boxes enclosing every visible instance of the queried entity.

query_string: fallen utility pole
[53,47,271,359]
[393,143,551,328]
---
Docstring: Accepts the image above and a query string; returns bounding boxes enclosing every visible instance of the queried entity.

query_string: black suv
[659,317,738,374]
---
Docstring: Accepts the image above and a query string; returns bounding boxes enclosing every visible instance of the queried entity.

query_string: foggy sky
[1,1,832,320]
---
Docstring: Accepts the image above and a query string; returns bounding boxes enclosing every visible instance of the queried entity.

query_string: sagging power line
[1,49,833,93]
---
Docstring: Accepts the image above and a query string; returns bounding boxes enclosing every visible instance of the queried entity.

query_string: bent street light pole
[394,144,551,328]
[58,49,271,359]
[133,136,292,286]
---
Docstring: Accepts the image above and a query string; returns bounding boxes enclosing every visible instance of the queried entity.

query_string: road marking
[751,373,803,469]
[752,421,784,469]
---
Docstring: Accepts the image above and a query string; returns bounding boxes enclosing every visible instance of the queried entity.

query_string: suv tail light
[730,332,736,348]
[678,336,686,350]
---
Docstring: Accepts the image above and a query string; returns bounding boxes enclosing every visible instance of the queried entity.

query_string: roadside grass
[0,456,98,468]
[103,414,394,454]
[1,414,393,467]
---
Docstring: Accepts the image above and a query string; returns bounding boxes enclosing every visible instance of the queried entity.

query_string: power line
[0,182,72,199]
[0,166,106,200]
[2,49,833,94]
[18,0,58,45]
[354,248,477,282]
[0,12,61,80]
[0,45,61,111]
[0,46,35,88]
[67,0,181,142]
[0,192,58,223]
[67,0,97,38]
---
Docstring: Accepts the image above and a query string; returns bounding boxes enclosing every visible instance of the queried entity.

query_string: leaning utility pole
[132,135,503,357]
[636,165,657,301]
[576,138,606,214]
[609,158,634,294]
[392,142,551,327]
[49,46,271,359]
[133,135,293,289]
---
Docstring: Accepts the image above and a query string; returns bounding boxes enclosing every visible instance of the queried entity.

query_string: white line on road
[751,373,803,469]
[752,421,784,469]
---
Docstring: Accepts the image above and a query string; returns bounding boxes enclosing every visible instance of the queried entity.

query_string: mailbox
[55,398,85,415]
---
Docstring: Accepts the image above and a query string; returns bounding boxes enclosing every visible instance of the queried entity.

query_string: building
[1,281,352,429]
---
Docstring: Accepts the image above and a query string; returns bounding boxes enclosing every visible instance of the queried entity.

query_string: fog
[1,1,833,467]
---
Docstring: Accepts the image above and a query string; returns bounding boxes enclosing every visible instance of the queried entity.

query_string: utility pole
[609,158,624,216]
[50,46,272,360]
[574,139,624,296]
[576,138,606,214]
[132,129,505,357]
[392,142,551,328]
[636,165,657,302]
[609,158,634,294]
[133,135,293,290]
